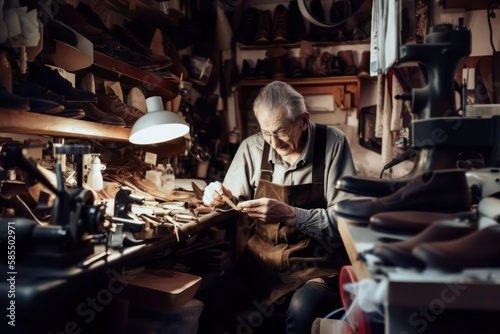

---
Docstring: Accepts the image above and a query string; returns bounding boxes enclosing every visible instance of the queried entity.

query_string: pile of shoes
[335,168,500,271]
[234,0,371,46]
[239,44,370,80]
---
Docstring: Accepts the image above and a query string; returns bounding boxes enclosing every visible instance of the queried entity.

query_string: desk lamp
[129,96,189,145]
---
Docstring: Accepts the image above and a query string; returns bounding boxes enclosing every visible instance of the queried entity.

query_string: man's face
[255,107,308,158]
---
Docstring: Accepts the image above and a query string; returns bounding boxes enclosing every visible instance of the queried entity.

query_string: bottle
[87,155,104,191]
[162,163,175,194]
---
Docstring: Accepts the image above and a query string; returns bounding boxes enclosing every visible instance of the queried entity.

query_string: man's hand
[237,198,296,226]
[202,181,233,208]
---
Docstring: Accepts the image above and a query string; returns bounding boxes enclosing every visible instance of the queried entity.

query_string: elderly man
[198,80,356,334]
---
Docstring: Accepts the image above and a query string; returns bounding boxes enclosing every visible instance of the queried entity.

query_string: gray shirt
[223,121,356,240]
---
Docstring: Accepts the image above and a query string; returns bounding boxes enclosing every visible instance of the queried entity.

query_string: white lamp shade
[129,96,189,145]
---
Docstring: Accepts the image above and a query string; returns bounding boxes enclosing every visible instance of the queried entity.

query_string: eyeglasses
[258,117,301,142]
[258,129,294,142]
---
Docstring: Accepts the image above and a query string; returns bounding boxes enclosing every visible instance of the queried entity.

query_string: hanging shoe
[333,169,472,221]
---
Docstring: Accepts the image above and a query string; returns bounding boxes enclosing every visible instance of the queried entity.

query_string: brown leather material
[82,102,126,126]
[357,50,370,78]
[413,224,500,271]
[253,9,272,45]
[338,50,357,76]
[369,210,476,234]
[372,219,477,269]
[334,169,472,221]
[311,51,332,77]
[97,93,142,127]
[272,4,289,44]
[241,125,350,304]
[265,46,287,79]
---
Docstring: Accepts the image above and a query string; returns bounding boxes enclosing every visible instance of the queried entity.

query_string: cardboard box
[123,269,202,312]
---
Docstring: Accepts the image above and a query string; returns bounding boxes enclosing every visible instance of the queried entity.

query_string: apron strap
[312,124,327,183]
[260,139,273,182]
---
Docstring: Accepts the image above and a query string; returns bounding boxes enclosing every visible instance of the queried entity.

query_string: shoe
[12,79,73,114]
[286,57,304,78]
[357,50,370,78]
[253,9,272,45]
[309,0,331,42]
[265,46,287,79]
[158,28,188,79]
[28,62,97,102]
[413,224,500,271]
[255,58,272,79]
[53,4,104,38]
[272,4,289,44]
[335,174,414,197]
[372,219,477,269]
[235,7,258,45]
[97,93,142,127]
[81,102,126,126]
[329,56,343,76]
[288,0,308,42]
[0,86,29,110]
[333,169,472,221]
[299,40,314,75]
[240,59,256,80]
[369,210,477,235]
[338,50,357,76]
[311,51,332,77]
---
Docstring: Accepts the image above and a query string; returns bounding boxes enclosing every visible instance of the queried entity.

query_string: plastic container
[162,163,175,194]
[87,155,104,191]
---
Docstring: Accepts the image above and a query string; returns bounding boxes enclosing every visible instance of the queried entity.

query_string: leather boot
[372,219,477,269]
[272,4,289,44]
[338,50,357,76]
[309,0,331,42]
[240,59,256,80]
[413,224,500,271]
[253,9,272,45]
[299,40,314,76]
[329,55,343,76]
[235,7,258,45]
[311,51,332,77]
[288,0,307,42]
[97,93,142,127]
[265,46,287,79]
[357,50,370,78]
[81,102,126,126]
[255,58,272,79]
[286,57,304,78]
[333,169,472,221]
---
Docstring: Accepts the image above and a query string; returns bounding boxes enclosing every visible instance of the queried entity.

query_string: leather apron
[240,125,350,305]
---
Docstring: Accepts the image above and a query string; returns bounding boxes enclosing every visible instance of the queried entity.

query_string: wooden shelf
[238,39,371,51]
[91,51,180,102]
[0,108,131,141]
[238,76,361,86]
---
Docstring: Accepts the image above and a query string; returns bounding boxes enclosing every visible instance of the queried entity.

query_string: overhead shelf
[91,51,180,102]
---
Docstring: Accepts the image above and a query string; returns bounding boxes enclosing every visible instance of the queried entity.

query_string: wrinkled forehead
[255,105,290,125]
